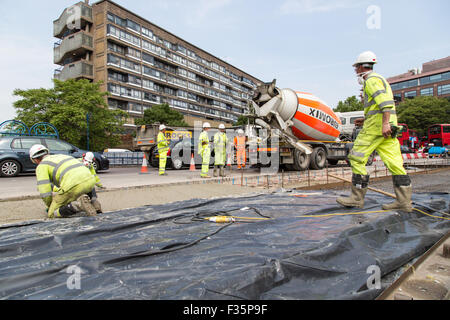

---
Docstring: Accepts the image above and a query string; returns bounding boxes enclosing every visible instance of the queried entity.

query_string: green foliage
[333,96,364,112]
[134,103,189,127]
[13,79,127,151]
[397,96,450,136]
[234,115,253,126]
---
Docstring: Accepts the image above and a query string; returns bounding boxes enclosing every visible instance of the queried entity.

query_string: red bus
[398,123,420,151]
[427,124,450,147]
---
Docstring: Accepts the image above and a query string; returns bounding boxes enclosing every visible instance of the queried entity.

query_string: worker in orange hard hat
[234,129,246,169]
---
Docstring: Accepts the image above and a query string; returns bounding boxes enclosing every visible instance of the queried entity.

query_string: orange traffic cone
[190,153,196,171]
[140,154,150,174]
[227,153,232,171]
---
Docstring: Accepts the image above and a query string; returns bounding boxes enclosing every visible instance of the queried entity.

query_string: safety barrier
[104,152,145,167]
[374,153,428,162]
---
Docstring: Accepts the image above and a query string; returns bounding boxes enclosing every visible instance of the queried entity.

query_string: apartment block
[387,56,450,103]
[53,0,262,131]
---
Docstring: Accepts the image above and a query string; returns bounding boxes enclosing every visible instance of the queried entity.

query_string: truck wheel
[171,157,183,170]
[0,159,21,177]
[310,147,326,170]
[292,150,310,171]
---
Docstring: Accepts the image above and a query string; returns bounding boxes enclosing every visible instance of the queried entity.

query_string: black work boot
[336,174,370,209]
[382,175,413,212]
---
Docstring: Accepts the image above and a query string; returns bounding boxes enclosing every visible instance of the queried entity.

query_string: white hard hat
[238,129,244,135]
[84,152,95,164]
[159,124,166,131]
[203,122,211,129]
[29,144,49,163]
[353,51,377,67]
[219,124,225,130]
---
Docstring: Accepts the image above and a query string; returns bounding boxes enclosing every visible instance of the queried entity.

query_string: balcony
[54,60,93,81]
[54,31,93,65]
[53,2,93,39]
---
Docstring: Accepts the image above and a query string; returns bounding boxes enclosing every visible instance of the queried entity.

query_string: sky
[0,0,449,124]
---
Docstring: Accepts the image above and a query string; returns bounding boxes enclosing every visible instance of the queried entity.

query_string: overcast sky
[1,0,449,123]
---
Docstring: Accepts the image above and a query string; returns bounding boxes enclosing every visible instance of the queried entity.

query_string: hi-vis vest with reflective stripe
[363,72,398,135]
[77,158,102,187]
[36,154,95,206]
[198,131,210,155]
[157,132,169,154]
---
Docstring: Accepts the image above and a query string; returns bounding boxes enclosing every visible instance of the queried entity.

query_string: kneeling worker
[30,144,98,218]
[337,51,412,212]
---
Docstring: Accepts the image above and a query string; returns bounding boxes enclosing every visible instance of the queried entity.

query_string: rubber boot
[336,174,369,209]
[220,167,226,177]
[57,202,80,218]
[91,199,103,214]
[213,167,218,177]
[78,194,97,216]
[382,175,413,212]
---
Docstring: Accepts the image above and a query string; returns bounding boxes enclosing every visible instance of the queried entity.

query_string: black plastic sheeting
[0,190,449,300]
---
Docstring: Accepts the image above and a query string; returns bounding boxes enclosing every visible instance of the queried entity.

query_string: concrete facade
[53,0,262,131]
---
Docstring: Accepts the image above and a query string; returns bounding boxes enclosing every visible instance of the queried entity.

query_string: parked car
[0,136,109,177]
[104,148,132,153]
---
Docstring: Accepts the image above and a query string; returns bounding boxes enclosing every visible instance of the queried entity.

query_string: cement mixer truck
[246,80,355,170]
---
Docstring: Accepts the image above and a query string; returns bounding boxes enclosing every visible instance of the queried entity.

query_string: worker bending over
[198,122,211,178]
[213,124,228,177]
[337,51,413,212]
[30,144,98,218]
[157,124,169,176]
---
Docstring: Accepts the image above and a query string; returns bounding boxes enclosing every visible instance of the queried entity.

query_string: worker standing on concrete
[213,124,228,177]
[198,122,211,178]
[337,51,413,212]
[157,124,169,176]
[234,129,246,169]
[80,152,104,214]
[29,144,97,218]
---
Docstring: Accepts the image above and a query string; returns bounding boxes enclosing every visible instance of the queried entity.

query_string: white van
[335,111,364,139]
[104,148,132,153]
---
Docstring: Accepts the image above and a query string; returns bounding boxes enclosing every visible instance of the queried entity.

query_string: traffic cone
[227,153,232,171]
[189,153,196,171]
[140,154,150,174]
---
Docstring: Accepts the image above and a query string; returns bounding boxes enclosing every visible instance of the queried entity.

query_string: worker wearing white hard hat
[213,124,228,177]
[234,129,246,169]
[337,51,412,212]
[157,124,169,176]
[29,144,98,218]
[79,152,104,214]
[198,123,211,178]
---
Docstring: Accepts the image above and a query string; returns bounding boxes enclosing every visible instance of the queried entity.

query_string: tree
[333,96,364,112]
[234,115,253,126]
[13,79,127,151]
[134,103,188,127]
[396,96,450,136]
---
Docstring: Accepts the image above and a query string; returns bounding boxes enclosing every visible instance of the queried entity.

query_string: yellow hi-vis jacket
[78,158,102,187]
[157,131,169,154]
[36,154,95,208]
[362,71,398,135]
[198,131,210,156]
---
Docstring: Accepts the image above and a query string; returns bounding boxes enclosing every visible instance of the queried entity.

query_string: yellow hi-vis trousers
[48,177,96,218]
[159,151,168,175]
[348,133,407,176]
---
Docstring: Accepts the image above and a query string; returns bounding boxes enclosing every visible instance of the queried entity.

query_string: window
[142,27,156,41]
[340,118,346,125]
[127,47,141,59]
[420,87,434,96]
[108,99,128,111]
[107,41,126,55]
[142,52,154,64]
[107,25,140,47]
[128,74,142,86]
[429,125,441,135]
[107,12,127,27]
[19,138,43,149]
[45,139,74,152]
[405,90,417,98]
[420,72,450,85]
[129,102,142,112]
[443,126,450,133]
[127,19,140,33]
[393,93,402,102]
[438,84,450,96]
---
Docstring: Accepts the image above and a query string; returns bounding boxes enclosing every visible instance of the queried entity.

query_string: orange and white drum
[291,92,342,141]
